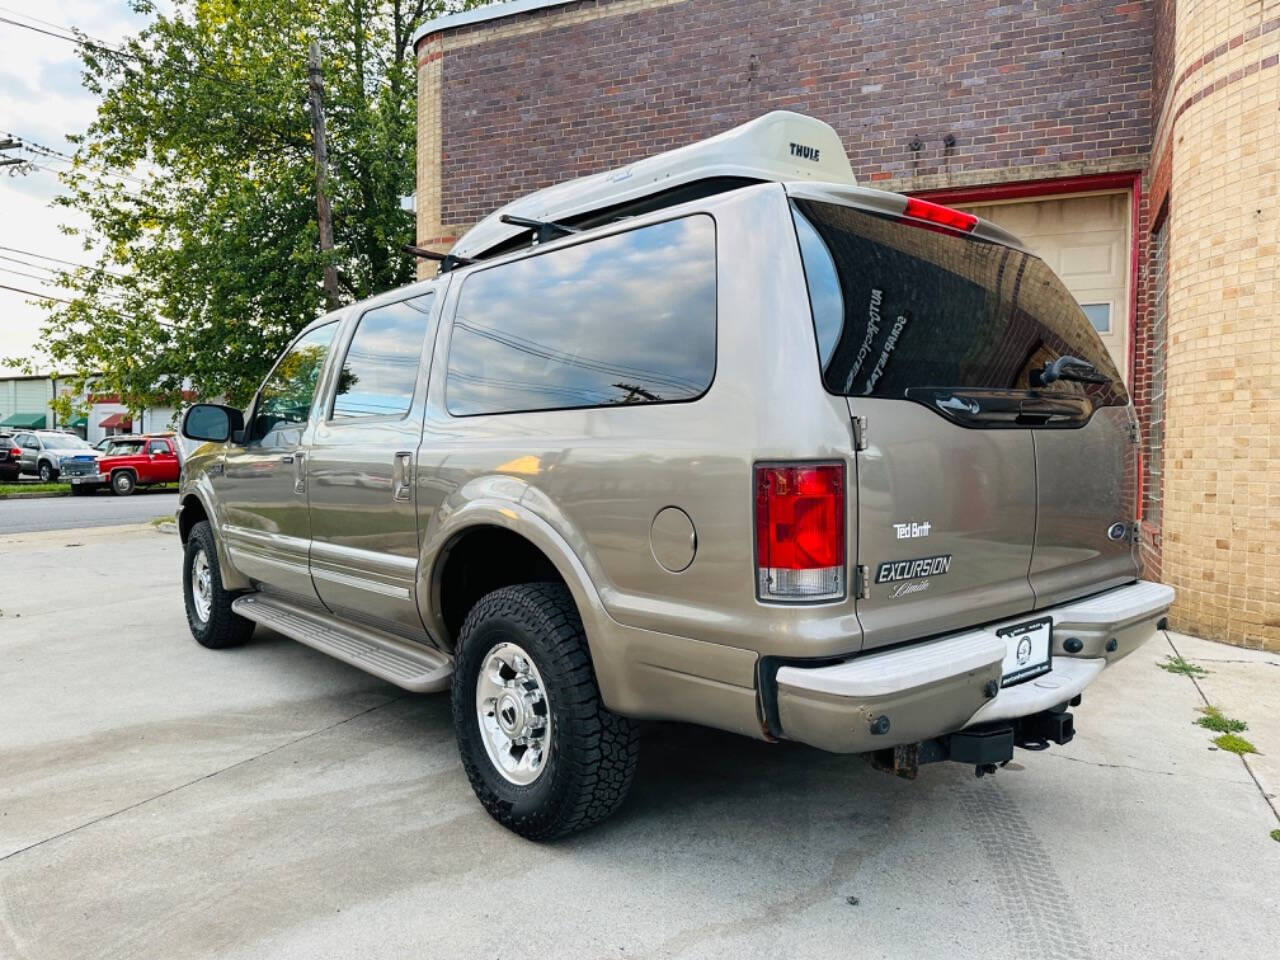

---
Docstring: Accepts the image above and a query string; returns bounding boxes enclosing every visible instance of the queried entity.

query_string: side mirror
[181,404,245,444]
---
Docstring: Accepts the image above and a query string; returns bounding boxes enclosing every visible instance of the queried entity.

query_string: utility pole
[307,41,341,309]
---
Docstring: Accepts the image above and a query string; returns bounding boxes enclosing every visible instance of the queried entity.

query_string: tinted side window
[250,323,337,443]
[792,199,1127,406]
[332,294,434,419]
[446,215,716,416]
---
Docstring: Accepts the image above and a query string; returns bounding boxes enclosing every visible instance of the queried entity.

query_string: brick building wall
[1154,0,1280,649]
[417,0,1153,244]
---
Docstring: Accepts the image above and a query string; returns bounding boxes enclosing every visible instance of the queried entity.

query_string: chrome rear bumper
[773,580,1175,753]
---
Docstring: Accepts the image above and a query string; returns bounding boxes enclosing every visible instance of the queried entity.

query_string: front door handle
[393,451,413,502]
[292,451,307,495]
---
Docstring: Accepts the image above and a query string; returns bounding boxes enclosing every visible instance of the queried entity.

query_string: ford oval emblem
[1107,522,1128,541]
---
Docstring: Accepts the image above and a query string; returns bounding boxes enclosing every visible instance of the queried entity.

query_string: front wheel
[38,462,57,483]
[183,520,255,649]
[111,471,135,496]
[452,583,639,841]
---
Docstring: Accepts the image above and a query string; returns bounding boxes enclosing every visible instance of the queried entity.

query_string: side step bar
[232,594,453,693]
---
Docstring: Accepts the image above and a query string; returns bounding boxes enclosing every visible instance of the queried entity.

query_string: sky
[0,1,166,375]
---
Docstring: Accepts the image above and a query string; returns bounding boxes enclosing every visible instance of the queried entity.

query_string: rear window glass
[792,199,1127,406]
[445,215,716,416]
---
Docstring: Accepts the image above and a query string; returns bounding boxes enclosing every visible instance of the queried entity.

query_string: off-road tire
[38,461,57,483]
[452,582,639,840]
[111,471,135,496]
[183,520,255,649]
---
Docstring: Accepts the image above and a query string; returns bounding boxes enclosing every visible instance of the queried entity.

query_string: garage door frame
[912,171,1143,388]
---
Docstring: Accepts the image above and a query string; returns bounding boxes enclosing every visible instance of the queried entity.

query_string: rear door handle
[393,451,413,502]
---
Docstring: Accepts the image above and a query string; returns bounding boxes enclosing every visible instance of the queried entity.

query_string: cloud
[0,1,159,373]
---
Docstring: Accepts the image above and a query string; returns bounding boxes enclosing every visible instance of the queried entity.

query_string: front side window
[147,440,172,455]
[250,323,337,444]
[332,294,434,419]
[445,215,717,416]
[792,199,1127,407]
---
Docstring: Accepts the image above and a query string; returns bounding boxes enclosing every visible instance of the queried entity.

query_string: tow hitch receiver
[871,709,1076,779]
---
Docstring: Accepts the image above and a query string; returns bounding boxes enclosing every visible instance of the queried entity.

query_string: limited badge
[875,554,952,584]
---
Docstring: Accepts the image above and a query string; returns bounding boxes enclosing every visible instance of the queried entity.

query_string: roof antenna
[499,214,580,244]
[402,244,475,273]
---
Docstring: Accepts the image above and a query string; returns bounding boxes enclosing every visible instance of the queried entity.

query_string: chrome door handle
[393,451,413,502]
[292,451,307,495]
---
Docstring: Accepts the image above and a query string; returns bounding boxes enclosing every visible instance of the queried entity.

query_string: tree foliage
[27,0,480,411]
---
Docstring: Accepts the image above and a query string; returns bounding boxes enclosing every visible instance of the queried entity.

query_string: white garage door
[959,192,1131,385]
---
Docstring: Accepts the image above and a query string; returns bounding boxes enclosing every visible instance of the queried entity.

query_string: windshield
[791,199,1127,407]
[37,432,91,449]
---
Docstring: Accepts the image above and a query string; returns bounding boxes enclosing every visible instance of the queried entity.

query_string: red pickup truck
[73,434,182,496]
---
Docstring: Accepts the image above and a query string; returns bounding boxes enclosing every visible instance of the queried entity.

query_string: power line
[0,245,128,278]
[0,281,76,304]
[0,264,68,285]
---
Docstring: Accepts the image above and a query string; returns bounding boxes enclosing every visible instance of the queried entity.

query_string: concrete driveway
[1,525,1277,960]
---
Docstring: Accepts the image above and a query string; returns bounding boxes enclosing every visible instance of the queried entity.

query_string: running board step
[232,594,453,693]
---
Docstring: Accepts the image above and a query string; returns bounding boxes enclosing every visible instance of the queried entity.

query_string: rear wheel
[183,520,255,649]
[111,471,135,496]
[452,582,639,840]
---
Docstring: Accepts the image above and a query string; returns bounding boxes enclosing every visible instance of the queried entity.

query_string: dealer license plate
[998,616,1052,687]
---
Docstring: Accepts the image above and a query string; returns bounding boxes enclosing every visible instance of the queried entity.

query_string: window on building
[1145,219,1169,531]
[1081,302,1112,333]
[792,199,1128,407]
[332,294,434,419]
[445,215,717,416]
[250,323,337,444]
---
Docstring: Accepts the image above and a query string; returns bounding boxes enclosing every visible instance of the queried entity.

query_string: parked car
[75,434,182,496]
[10,430,97,483]
[0,432,19,482]
[176,112,1174,840]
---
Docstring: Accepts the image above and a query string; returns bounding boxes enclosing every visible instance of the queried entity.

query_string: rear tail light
[754,462,845,602]
[902,197,978,233]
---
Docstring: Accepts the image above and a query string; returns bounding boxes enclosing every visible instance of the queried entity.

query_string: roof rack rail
[402,244,476,274]
[498,214,579,244]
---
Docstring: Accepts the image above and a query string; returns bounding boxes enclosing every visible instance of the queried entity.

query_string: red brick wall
[1151,0,1176,127]
[435,0,1154,228]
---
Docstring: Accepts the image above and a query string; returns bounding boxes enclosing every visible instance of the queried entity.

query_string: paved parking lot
[1,524,1277,960]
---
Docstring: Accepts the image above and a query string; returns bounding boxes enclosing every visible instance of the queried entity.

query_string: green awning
[0,412,45,428]
[68,416,89,429]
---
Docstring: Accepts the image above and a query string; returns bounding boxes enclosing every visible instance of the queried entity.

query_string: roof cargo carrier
[447,110,856,265]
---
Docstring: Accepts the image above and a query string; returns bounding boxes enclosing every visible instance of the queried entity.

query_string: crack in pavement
[1164,631,1280,826]
[0,694,406,864]
[1041,751,1252,784]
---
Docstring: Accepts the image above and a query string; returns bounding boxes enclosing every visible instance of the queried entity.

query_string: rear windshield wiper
[1031,355,1111,387]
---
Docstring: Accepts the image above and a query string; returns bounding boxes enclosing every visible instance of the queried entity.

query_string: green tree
[25,0,481,410]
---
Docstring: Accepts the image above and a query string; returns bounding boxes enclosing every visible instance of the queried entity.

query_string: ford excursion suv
[177,112,1174,839]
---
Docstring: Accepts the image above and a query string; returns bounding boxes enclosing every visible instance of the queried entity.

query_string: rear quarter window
[445,215,717,416]
[792,199,1127,407]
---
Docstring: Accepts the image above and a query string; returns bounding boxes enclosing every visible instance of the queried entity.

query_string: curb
[154,521,179,536]
[0,491,72,500]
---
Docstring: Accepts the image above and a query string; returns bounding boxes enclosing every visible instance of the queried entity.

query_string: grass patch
[1159,655,1208,678]
[0,482,67,496]
[149,516,171,527]
[1197,705,1248,734]
[1212,733,1258,756]
[1271,829,1280,843]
